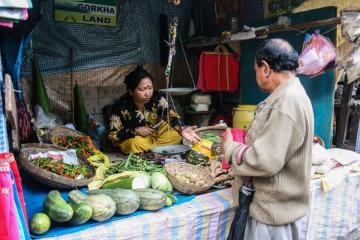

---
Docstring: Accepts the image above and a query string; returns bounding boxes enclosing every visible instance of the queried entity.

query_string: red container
[221,128,246,169]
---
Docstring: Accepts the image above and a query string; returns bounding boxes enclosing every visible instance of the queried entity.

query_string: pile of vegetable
[32,157,92,179]
[187,132,223,166]
[104,154,164,177]
[187,149,209,166]
[30,183,177,235]
[201,132,220,142]
[207,160,233,186]
[173,172,208,187]
[187,139,216,166]
[201,132,221,155]
[98,171,173,194]
[54,136,99,159]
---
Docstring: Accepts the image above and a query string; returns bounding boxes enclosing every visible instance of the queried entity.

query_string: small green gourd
[43,190,73,222]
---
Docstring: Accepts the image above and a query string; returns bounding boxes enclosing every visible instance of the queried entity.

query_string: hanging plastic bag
[298,31,336,77]
[341,11,360,42]
[35,105,62,129]
[337,40,360,83]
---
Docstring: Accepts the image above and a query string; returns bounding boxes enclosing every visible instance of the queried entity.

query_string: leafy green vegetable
[150,172,173,193]
[105,154,164,177]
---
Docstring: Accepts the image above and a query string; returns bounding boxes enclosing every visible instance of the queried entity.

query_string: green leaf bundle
[73,83,90,135]
[32,55,51,113]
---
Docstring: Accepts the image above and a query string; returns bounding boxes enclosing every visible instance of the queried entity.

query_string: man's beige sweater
[225,77,314,225]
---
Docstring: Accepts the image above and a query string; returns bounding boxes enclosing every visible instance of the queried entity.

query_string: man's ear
[129,90,133,96]
[262,60,271,77]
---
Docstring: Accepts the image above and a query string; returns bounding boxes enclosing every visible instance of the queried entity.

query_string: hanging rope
[178,32,196,89]
[165,17,178,143]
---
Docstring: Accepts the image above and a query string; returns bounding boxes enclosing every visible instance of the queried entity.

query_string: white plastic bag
[35,105,62,129]
[328,148,360,165]
[191,94,211,105]
[312,143,330,165]
[341,11,360,42]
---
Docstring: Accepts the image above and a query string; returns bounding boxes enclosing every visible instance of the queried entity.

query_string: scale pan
[151,144,191,155]
[158,88,196,96]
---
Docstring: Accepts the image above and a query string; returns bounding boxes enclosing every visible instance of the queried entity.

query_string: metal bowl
[151,144,191,155]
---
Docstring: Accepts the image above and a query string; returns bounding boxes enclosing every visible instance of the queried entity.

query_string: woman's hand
[135,127,155,137]
[181,126,202,144]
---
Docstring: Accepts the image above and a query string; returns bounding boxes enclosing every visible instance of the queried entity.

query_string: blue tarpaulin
[21,172,195,239]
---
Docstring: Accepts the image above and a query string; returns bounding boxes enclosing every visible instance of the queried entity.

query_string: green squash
[89,188,140,215]
[43,190,73,223]
[30,212,51,235]
[133,188,167,211]
[69,202,93,225]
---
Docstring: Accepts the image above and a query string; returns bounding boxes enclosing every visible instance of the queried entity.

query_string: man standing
[224,38,314,239]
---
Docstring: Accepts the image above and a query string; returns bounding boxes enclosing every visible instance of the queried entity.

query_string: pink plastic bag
[298,31,336,77]
[0,153,20,240]
[221,128,246,169]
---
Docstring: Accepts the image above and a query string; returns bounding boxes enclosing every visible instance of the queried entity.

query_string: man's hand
[135,127,155,137]
[222,128,234,148]
[181,126,202,144]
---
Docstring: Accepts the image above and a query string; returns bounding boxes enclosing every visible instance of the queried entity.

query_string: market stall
[21,172,360,240]
[1,1,360,240]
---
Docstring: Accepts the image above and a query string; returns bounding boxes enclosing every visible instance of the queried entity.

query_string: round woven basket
[19,143,95,189]
[194,125,227,138]
[50,126,87,146]
[164,162,215,195]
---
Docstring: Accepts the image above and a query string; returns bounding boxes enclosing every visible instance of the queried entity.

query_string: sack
[298,31,336,77]
[198,45,239,92]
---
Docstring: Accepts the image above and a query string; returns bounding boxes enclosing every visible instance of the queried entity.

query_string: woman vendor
[108,66,201,154]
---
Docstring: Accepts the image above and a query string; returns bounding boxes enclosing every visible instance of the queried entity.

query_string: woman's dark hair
[124,65,153,91]
[255,38,299,72]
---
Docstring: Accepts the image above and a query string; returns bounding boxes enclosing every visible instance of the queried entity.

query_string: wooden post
[335,74,354,147]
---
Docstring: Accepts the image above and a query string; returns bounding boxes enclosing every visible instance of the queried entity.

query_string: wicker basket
[194,125,227,138]
[50,126,87,146]
[19,143,95,189]
[164,162,215,195]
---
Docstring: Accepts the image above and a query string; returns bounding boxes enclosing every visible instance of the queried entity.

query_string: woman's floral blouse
[108,91,183,144]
